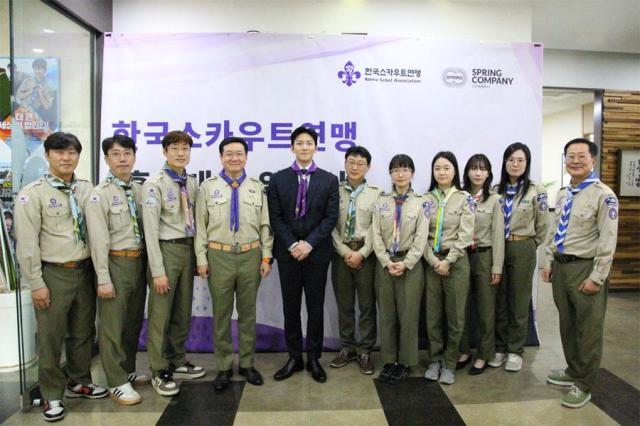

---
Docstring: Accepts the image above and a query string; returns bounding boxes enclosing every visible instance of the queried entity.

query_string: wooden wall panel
[602,90,640,289]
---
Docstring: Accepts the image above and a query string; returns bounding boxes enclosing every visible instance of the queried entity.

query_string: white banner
[101,33,543,351]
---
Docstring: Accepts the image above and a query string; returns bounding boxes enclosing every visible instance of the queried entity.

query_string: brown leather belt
[161,238,194,245]
[467,246,491,254]
[506,235,529,241]
[554,254,593,264]
[42,258,92,269]
[109,249,144,258]
[344,240,365,251]
[208,240,260,254]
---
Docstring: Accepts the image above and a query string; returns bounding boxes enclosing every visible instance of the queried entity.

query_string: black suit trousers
[278,259,329,360]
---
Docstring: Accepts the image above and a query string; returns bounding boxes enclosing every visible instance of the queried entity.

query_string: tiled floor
[2,283,638,425]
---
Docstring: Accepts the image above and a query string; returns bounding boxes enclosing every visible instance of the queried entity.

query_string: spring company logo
[338,61,362,87]
[442,68,466,86]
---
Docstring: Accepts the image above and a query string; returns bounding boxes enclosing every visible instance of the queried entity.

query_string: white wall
[544,49,640,91]
[113,0,532,42]
[541,106,585,207]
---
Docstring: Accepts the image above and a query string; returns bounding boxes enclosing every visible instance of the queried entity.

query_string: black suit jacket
[267,166,339,264]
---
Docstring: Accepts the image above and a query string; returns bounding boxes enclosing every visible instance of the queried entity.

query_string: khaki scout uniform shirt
[474,192,505,274]
[372,189,428,270]
[85,179,144,285]
[423,189,475,266]
[500,182,549,246]
[142,170,198,278]
[195,175,273,266]
[331,181,382,258]
[15,176,92,291]
[543,181,618,285]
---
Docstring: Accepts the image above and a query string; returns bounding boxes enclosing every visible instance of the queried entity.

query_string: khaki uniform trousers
[207,247,261,371]
[146,240,195,374]
[37,261,96,400]
[98,255,146,387]
[375,255,424,366]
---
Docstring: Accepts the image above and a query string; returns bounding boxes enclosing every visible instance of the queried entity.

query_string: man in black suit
[267,126,339,383]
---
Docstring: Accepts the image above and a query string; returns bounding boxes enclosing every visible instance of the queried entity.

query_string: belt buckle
[232,244,241,254]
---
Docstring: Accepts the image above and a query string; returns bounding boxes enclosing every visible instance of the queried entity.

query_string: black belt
[42,258,92,270]
[467,246,491,254]
[161,238,194,245]
[554,254,593,264]
[387,250,408,257]
[433,249,450,258]
[344,240,365,251]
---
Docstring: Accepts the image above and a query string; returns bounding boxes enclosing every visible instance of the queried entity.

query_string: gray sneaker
[152,370,179,397]
[439,368,455,385]
[424,362,441,381]
[562,385,591,408]
[505,353,523,372]
[488,352,507,368]
[547,368,574,386]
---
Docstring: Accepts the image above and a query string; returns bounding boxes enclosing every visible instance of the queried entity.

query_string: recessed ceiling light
[42,28,55,33]
[32,48,45,53]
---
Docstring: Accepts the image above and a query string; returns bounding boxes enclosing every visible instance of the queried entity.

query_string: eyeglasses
[346,160,368,169]
[391,167,412,175]
[108,151,134,160]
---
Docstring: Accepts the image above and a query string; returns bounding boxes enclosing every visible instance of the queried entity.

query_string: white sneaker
[42,400,64,422]
[128,372,151,385]
[424,362,441,381]
[505,353,523,372]
[488,352,507,368]
[439,368,455,385]
[64,382,109,399]
[110,382,142,405]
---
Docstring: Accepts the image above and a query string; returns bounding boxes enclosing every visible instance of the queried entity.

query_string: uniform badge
[609,208,618,219]
[112,195,122,206]
[48,198,62,208]
[539,202,548,211]
[147,187,156,196]
[166,188,177,202]
[18,195,29,204]
[249,189,256,194]
[536,193,547,202]
[144,198,157,206]
[379,202,390,212]
[605,196,618,207]
[211,189,222,199]
[89,195,100,204]
[422,201,433,218]
[466,195,477,213]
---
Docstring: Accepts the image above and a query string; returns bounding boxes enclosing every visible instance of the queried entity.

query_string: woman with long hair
[490,142,548,372]
[423,151,475,385]
[458,154,504,375]
[371,154,428,385]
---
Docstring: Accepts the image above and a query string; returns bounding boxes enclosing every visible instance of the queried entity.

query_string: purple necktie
[219,169,246,232]
[292,161,317,219]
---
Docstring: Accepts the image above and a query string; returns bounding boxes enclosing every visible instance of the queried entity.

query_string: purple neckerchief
[219,169,247,232]
[163,165,195,236]
[292,161,317,219]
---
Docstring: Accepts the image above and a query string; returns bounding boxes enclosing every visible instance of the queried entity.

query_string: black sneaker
[388,364,409,385]
[42,400,64,422]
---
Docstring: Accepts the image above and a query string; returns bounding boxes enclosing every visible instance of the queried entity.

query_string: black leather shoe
[388,364,409,385]
[456,355,472,370]
[378,363,395,383]
[469,362,488,376]
[306,359,327,383]
[213,369,232,392]
[239,367,264,385]
[273,358,304,381]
